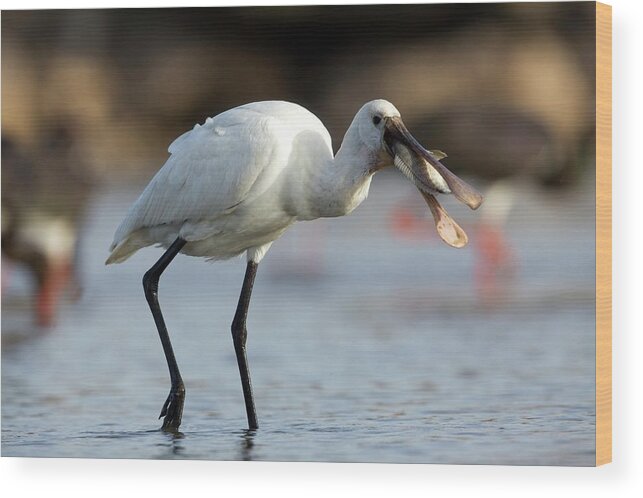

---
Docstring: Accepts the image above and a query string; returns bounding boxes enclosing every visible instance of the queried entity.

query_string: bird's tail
[105,233,146,265]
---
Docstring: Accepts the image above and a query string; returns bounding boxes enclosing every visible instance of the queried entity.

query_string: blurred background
[2,3,597,464]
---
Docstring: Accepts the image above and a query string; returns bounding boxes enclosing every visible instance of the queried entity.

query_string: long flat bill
[421,191,469,248]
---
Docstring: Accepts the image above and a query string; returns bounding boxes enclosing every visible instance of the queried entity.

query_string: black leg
[142,237,187,432]
[231,261,259,430]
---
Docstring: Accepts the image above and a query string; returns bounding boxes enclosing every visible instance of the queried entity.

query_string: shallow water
[2,175,596,465]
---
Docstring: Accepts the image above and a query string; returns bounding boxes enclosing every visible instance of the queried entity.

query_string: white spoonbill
[106,99,483,432]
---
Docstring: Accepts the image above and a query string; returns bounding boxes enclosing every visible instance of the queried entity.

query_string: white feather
[107,101,335,263]
[106,99,435,265]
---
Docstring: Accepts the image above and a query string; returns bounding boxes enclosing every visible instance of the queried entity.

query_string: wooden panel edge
[595,0,612,467]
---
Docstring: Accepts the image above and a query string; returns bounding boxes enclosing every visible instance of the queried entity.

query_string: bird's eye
[372,116,382,125]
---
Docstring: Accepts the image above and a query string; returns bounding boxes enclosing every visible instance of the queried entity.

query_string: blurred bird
[106,100,483,431]
[1,128,94,327]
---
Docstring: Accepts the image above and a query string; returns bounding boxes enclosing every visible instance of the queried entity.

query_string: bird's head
[356,99,484,248]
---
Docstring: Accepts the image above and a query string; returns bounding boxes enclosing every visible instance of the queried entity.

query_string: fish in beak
[383,116,483,248]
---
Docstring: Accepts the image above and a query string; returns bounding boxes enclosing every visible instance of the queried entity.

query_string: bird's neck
[305,136,379,219]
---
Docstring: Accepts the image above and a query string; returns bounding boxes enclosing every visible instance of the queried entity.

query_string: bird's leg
[142,237,187,432]
[231,261,259,430]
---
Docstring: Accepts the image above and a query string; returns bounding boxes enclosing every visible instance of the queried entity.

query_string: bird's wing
[111,109,280,248]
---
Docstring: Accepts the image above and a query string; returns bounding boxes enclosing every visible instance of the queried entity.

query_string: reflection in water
[238,429,256,461]
[1,322,52,349]
[158,429,186,458]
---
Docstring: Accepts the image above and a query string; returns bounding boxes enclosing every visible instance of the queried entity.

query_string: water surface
[2,176,596,465]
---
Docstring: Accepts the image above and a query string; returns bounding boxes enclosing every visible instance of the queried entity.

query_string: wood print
[1,2,611,465]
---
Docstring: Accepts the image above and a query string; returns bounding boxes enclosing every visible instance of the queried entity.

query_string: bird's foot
[159,384,185,432]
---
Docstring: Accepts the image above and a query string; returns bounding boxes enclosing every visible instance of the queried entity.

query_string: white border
[1,0,640,496]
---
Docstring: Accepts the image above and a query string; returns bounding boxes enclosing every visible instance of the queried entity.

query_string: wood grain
[595,1,612,467]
